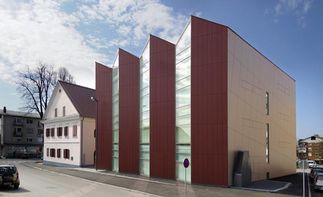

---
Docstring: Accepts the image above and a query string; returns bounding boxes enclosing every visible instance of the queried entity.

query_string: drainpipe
[91,96,98,170]
[80,117,84,167]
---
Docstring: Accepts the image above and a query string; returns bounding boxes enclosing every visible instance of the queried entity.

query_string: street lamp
[91,96,98,170]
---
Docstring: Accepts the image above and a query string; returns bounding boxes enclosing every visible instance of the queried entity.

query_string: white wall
[45,83,78,119]
[43,83,82,166]
[44,119,81,166]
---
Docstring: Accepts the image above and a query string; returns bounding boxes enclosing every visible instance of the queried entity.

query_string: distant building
[0,107,43,158]
[42,81,96,167]
[298,135,323,164]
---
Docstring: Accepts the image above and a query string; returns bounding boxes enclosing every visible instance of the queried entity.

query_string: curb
[232,182,292,193]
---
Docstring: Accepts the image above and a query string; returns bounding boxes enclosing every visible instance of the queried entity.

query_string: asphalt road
[0,159,155,197]
[273,170,323,197]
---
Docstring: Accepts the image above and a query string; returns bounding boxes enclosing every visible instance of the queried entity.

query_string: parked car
[0,165,20,189]
[314,174,323,191]
[310,167,323,182]
[307,160,317,168]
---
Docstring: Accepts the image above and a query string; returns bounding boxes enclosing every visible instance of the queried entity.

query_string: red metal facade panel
[95,62,112,170]
[149,35,176,179]
[119,49,140,174]
[191,16,228,186]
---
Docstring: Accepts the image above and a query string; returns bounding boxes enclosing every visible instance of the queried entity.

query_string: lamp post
[91,96,98,170]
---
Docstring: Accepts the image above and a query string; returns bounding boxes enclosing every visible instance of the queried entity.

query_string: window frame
[50,148,56,158]
[57,149,61,158]
[265,123,270,163]
[64,126,69,137]
[46,129,50,137]
[266,92,269,115]
[62,106,66,117]
[73,125,77,137]
[57,127,63,137]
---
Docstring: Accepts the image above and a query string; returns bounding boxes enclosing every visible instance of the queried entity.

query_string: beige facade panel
[227,29,296,184]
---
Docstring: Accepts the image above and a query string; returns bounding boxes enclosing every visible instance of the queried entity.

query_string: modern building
[0,107,43,158]
[95,16,296,187]
[42,81,96,167]
[298,135,323,164]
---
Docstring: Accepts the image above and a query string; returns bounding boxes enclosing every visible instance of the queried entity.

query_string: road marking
[307,173,311,197]
[22,162,161,197]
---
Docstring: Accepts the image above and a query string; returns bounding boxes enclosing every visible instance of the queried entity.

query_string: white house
[43,81,96,167]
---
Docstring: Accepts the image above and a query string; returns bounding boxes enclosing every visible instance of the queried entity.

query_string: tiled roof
[59,81,96,118]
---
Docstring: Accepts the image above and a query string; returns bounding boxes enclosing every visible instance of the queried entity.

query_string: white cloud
[0,0,190,90]
[0,0,106,88]
[76,0,188,44]
[274,0,313,27]
[275,0,312,15]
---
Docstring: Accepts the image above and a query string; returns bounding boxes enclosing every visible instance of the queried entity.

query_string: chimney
[3,106,6,113]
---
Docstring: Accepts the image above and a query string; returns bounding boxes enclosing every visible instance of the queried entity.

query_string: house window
[50,148,56,157]
[47,148,49,157]
[73,125,77,137]
[14,128,23,137]
[64,126,69,137]
[63,149,70,159]
[38,121,42,128]
[266,123,270,163]
[15,118,23,125]
[50,128,55,137]
[26,119,33,124]
[57,127,63,137]
[266,92,269,115]
[55,108,57,117]
[63,106,66,117]
[57,149,61,158]
[26,138,32,142]
[38,129,43,136]
[46,129,50,137]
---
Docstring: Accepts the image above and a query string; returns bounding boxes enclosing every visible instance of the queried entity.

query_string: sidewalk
[23,161,291,197]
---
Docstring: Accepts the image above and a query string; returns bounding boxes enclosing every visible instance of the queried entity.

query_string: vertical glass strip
[140,42,150,176]
[112,56,119,172]
[175,22,191,183]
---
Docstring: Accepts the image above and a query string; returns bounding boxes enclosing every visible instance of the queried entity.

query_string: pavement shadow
[0,186,30,193]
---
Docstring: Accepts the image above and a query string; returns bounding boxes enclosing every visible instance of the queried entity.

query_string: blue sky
[0,0,322,139]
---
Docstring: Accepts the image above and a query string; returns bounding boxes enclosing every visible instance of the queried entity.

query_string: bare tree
[17,63,76,119]
[16,63,57,119]
[58,67,75,84]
